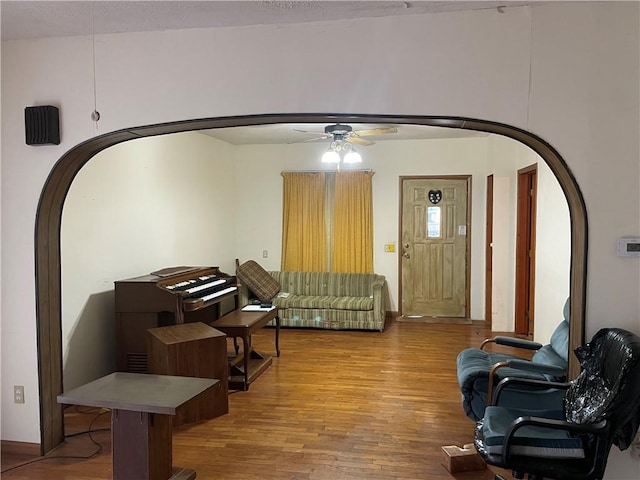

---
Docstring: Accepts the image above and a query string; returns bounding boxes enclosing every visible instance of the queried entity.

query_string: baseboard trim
[397,315,472,325]
[1,440,41,457]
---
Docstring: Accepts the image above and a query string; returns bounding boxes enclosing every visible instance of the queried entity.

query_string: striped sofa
[238,271,387,332]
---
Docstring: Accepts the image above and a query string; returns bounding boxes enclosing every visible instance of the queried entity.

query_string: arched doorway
[35,113,587,453]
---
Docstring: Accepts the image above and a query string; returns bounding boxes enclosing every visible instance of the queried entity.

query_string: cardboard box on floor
[441,444,487,473]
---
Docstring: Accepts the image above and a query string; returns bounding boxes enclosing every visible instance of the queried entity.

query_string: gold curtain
[281,172,326,271]
[332,171,374,273]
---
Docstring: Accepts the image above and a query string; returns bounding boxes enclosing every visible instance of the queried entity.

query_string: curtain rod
[281,169,373,174]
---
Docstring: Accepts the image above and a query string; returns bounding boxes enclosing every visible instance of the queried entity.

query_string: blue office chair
[474,327,640,480]
[457,299,570,421]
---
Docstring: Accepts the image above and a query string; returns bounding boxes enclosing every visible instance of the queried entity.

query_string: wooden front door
[400,177,470,318]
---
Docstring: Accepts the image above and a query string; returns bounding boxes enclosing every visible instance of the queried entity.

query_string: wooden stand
[211,308,280,391]
[147,322,229,425]
[440,443,487,473]
[58,372,217,480]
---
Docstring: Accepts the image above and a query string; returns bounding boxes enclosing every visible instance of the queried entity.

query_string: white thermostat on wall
[616,238,640,257]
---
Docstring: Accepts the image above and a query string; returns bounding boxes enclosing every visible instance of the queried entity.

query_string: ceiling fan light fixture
[321,149,340,163]
[343,150,362,164]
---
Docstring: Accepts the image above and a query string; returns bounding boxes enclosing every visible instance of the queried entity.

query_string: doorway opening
[34,113,588,454]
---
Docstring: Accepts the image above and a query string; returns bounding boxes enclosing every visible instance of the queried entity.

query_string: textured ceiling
[1,1,537,41]
[200,122,487,145]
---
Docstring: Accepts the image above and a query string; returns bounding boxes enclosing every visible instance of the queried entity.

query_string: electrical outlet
[262,250,268,258]
[14,385,25,404]
[630,426,640,460]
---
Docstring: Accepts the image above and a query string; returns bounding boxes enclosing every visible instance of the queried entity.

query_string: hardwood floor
[2,320,515,479]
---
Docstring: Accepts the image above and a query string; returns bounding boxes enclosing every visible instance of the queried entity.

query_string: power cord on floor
[0,407,111,474]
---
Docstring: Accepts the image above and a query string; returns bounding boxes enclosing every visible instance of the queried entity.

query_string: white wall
[529,5,640,335]
[487,135,522,329]
[534,157,572,342]
[491,176,512,331]
[61,132,235,391]
[2,4,639,477]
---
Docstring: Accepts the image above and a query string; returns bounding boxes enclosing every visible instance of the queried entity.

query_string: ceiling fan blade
[348,137,374,146]
[293,128,324,134]
[287,135,330,144]
[353,126,398,137]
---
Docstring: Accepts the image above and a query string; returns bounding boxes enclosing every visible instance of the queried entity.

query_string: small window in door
[427,206,441,238]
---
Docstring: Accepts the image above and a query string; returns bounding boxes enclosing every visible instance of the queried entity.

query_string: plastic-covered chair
[457,299,570,421]
[474,327,640,480]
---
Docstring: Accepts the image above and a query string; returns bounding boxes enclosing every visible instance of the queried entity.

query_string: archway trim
[34,113,587,454]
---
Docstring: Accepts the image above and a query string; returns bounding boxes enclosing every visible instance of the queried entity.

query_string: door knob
[403,252,410,259]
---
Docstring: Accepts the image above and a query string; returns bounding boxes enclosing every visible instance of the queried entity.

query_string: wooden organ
[115,266,238,373]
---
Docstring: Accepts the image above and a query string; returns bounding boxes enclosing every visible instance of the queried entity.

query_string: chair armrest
[486,359,565,407]
[506,359,566,377]
[481,336,543,351]
[487,360,567,406]
[492,377,569,406]
[503,415,609,464]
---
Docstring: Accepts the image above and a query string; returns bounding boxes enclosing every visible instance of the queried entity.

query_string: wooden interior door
[400,176,470,318]
[515,165,537,336]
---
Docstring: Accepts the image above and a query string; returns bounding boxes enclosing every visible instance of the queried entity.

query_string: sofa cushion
[274,294,374,311]
[236,260,280,303]
[269,271,380,297]
[326,273,377,297]
[329,296,374,311]
[270,271,326,296]
[284,295,334,309]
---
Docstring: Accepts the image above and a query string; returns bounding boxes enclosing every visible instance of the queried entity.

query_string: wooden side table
[211,308,280,390]
[147,322,229,426]
[57,372,217,480]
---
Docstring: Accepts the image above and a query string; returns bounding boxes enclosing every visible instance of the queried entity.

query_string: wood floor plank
[2,320,517,479]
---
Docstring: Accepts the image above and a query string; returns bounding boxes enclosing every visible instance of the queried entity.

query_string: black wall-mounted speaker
[25,105,60,145]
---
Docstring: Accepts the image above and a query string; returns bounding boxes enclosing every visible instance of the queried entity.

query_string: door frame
[515,164,538,336]
[398,175,472,318]
[485,175,494,325]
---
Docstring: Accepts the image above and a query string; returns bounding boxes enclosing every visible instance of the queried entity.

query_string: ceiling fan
[292,123,398,165]
[292,123,398,146]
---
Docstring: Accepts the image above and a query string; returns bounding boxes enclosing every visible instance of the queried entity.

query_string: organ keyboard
[115,266,238,373]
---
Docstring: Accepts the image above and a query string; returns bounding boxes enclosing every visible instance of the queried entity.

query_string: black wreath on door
[428,189,442,204]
